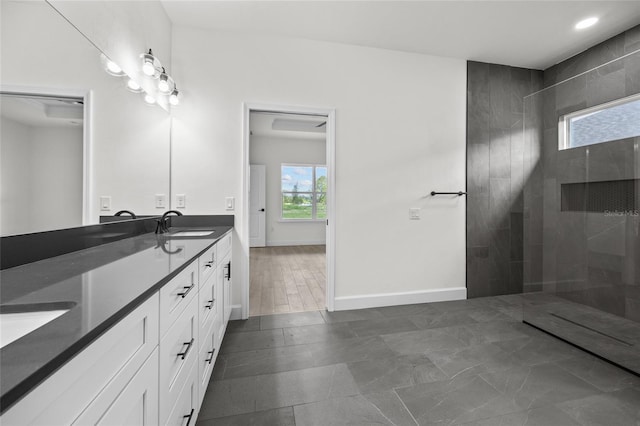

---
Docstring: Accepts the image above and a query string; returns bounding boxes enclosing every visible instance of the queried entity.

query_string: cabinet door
[198,272,218,350]
[223,257,232,325]
[164,362,198,426]
[160,297,197,423]
[73,349,159,425]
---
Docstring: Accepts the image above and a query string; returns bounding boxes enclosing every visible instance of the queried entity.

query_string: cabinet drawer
[73,349,159,425]
[198,244,217,287]
[1,294,159,426]
[160,297,197,423]
[217,233,232,258]
[160,261,198,337]
[197,323,217,407]
[198,274,218,350]
[164,362,198,426]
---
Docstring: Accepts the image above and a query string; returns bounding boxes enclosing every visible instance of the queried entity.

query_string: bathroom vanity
[0,217,233,425]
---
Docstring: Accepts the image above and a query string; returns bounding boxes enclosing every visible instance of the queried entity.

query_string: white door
[249,164,266,247]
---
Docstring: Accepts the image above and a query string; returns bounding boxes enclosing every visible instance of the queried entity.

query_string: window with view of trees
[281,165,327,220]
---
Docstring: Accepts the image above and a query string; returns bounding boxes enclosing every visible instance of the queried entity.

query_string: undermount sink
[170,230,215,237]
[0,302,75,348]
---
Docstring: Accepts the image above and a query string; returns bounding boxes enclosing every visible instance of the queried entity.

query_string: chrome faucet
[114,210,137,219]
[155,210,183,234]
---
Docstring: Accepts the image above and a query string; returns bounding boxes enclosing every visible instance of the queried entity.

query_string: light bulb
[142,60,155,76]
[127,79,142,92]
[106,60,122,74]
[158,76,170,93]
[575,17,598,30]
[169,90,180,106]
[144,94,156,105]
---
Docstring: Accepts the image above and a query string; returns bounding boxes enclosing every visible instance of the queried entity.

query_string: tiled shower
[522,38,640,374]
[468,25,640,373]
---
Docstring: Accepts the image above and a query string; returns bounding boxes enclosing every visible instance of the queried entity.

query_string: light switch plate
[176,194,186,208]
[155,194,166,209]
[225,197,235,211]
[100,196,111,211]
[409,208,421,220]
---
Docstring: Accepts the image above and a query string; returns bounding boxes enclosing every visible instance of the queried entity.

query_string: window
[281,164,327,220]
[559,93,640,150]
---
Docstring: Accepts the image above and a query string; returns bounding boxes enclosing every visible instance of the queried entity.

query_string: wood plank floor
[249,245,326,317]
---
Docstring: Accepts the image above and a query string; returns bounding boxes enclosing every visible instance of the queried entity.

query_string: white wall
[0,118,82,235]
[1,117,32,235]
[250,135,326,246]
[29,126,83,232]
[171,27,467,311]
[1,1,171,225]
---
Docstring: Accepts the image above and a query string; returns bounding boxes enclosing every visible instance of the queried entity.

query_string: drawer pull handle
[177,338,194,360]
[206,299,215,309]
[183,408,195,426]
[206,349,215,364]
[204,260,214,268]
[177,284,195,298]
[224,261,231,280]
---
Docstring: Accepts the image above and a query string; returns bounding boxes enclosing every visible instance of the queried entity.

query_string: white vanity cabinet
[1,294,160,426]
[1,231,234,426]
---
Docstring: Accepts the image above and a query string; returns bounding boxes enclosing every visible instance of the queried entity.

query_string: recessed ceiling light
[575,17,598,30]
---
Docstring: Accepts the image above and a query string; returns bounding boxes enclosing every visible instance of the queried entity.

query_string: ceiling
[250,111,327,140]
[1,96,83,128]
[161,1,640,70]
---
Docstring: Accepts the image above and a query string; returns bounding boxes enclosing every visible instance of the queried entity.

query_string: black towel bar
[431,191,467,196]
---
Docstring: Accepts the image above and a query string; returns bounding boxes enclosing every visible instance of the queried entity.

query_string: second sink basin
[170,230,215,237]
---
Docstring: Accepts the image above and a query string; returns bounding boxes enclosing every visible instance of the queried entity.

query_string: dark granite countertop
[0,225,232,414]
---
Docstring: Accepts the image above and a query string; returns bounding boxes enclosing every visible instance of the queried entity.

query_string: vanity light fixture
[158,68,174,94]
[126,78,144,93]
[100,53,125,77]
[143,94,156,105]
[575,16,598,30]
[169,88,180,106]
[141,49,161,78]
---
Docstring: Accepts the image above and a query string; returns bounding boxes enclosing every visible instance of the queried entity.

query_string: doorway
[243,104,335,318]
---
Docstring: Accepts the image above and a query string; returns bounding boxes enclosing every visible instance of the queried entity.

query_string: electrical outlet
[225,197,235,211]
[155,194,166,209]
[409,208,421,220]
[100,196,111,211]
[176,194,186,208]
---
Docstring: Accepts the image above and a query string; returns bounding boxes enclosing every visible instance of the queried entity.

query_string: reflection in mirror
[1,94,84,236]
[1,1,171,235]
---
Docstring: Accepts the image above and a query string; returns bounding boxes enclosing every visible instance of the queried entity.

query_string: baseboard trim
[265,240,326,247]
[230,305,243,320]
[333,287,467,311]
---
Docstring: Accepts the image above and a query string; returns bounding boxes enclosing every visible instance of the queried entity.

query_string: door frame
[242,102,336,318]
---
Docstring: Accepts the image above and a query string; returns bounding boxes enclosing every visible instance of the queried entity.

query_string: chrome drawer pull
[177,284,194,298]
[183,408,195,426]
[206,349,215,364]
[177,338,194,360]
[204,260,214,268]
[205,299,215,309]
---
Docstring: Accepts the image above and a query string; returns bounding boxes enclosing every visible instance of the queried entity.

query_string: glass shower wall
[522,49,640,374]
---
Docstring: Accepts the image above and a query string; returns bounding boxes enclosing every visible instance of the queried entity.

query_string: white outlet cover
[155,194,166,209]
[225,197,235,211]
[176,194,186,208]
[409,208,421,220]
[100,196,111,211]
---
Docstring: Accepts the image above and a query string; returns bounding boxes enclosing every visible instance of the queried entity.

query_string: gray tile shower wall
[466,61,543,298]
[530,25,640,320]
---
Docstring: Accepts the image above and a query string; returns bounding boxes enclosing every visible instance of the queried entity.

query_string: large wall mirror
[0,1,171,237]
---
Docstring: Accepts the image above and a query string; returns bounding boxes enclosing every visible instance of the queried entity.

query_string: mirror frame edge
[1,83,93,227]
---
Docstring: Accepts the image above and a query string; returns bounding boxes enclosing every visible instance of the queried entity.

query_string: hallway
[250,245,326,317]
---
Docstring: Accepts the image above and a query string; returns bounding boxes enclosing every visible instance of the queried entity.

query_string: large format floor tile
[197,293,640,425]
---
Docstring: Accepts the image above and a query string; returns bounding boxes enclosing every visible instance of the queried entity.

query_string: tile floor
[197,293,640,425]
